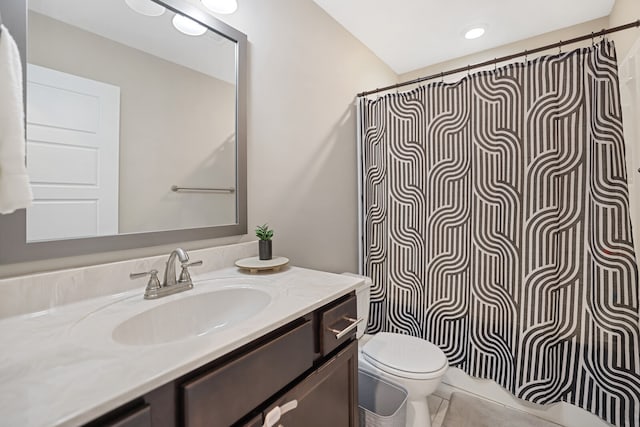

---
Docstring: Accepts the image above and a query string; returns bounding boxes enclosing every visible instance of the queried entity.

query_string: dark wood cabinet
[319,296,358,356]
[181,321,314,427]
[263,341,359,427]
[239,414,263,427]
[85,293,358,427]
[84,403,152,427]
[107,406,152,427]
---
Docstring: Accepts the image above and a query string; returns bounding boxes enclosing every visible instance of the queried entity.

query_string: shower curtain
[358,41,640,427]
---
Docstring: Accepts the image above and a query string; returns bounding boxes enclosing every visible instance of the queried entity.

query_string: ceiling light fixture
[201,0,238,14]
[464,26,486,40]
[172,14,208,36]
[124,0,166,17]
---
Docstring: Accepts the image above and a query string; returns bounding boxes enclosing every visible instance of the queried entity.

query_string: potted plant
[255,224,274,260]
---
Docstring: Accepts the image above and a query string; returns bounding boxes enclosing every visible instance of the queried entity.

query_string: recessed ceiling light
[124,0,166,17]
[464,27,486,40]
[201,0,238,14]
[172,14,208,36]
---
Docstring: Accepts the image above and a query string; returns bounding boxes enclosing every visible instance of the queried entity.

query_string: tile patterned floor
[428,393,450,427]
[427,391,567,427]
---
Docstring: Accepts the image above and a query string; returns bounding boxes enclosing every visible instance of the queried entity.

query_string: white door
[26,64,120,242]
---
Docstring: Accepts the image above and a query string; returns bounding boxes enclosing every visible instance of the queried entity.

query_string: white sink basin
[112,287,271,345]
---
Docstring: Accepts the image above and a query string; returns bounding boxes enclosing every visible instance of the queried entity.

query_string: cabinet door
[239,414,263,427]
[84,403,151,427]
[264,341,359,427]
[181,321,314,427]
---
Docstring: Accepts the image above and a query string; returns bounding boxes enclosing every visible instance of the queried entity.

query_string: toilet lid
[362,332,448,379]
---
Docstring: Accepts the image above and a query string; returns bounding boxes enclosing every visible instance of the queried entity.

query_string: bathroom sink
[112,287,271,345]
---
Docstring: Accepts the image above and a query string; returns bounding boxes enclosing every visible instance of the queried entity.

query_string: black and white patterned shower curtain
[359,41,640,427]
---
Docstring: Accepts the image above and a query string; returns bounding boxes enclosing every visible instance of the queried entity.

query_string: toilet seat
[362,332,448,380]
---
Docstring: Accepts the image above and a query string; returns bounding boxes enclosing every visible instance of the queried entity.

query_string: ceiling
[312,0,616,75]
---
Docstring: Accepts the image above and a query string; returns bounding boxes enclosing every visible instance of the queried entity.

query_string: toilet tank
[342,273,371,339]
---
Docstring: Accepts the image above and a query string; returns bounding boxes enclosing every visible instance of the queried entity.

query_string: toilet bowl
[345,273,449,427]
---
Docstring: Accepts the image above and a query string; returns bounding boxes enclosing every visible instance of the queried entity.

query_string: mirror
[0,0,247,263]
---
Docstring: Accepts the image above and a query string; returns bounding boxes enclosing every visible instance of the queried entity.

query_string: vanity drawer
[319,294,358,356]
[181,320,314,427]
[84,403,151,427]
[105,405,151,427]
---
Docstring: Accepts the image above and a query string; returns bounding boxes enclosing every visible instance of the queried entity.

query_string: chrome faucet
[164,248,190,287]
[130,248,203,299]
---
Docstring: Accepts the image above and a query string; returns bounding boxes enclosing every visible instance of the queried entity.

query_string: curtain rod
[357,19,640,98]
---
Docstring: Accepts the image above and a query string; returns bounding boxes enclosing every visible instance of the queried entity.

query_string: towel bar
[170,185,235,194]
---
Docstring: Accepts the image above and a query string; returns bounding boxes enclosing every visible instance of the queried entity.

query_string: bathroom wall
[0,0,397,278]
[212,0,399,274]
[609,0,640,58]
[609,0,640,247]
[27,12,236,234]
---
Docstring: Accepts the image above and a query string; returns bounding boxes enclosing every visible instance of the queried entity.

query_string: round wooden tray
[235,256,289,273]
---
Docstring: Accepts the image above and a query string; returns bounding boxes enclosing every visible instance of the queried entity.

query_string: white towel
[0,24,33,214]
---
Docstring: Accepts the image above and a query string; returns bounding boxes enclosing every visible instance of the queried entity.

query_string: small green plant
[255,224,274,241]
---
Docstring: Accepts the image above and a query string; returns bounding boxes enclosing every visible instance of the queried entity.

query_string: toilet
[348,274,449,427]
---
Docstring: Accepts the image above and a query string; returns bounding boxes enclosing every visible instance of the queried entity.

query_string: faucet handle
[130,269,162,297]
[182,260,203,267]
[179,260,203,283]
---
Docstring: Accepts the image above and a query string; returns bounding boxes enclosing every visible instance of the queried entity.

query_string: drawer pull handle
[263,399,298,427]
[327,316,364,340]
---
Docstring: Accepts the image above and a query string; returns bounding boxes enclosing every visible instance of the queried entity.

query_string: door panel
[27,141,99,185]
[27,200,98,241]
[26,64,120,241]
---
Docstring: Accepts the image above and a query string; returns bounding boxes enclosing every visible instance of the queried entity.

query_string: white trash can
[358,369,408,427]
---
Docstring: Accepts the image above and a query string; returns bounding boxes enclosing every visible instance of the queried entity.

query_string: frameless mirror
[0,0,247,263]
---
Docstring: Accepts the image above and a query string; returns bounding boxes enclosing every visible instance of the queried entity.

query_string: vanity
[0,254,363,427]
[88,290,358,427]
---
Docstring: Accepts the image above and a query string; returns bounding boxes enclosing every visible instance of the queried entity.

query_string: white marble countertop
[0,266,362,427]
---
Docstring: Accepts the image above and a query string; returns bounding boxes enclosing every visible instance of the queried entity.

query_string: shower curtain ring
[467,64,470,76]
[591,32,595,47]
[494,58,497,71]
[440,72,444,83]
[523,49,528,63]
[559,40,563,54]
